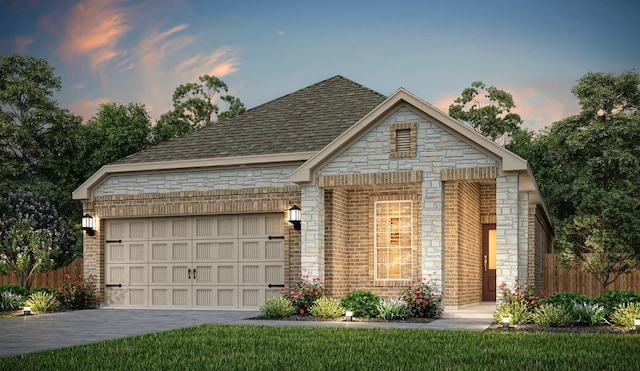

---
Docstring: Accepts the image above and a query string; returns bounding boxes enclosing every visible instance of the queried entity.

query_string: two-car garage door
[104,213,285,308]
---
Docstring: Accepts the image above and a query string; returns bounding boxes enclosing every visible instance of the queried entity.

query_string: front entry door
[482,224,497,301]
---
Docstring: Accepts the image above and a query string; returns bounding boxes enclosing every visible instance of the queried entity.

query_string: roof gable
[115,75,386,165]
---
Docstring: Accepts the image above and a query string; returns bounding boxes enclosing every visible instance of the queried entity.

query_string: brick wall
[531,205,554,290]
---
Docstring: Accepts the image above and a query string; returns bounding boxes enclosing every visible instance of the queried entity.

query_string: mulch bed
[248,315,437,323]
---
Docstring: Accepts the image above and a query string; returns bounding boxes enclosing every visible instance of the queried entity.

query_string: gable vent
[395,129,412,152]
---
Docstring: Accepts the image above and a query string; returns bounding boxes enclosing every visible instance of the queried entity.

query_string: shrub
[400,281,444,318]
[25,291,60,314]
[571,302,605,326]
[545,292,589,310]
[498,279,545,310]
[0,291,24,311]
[377,298,410,320]
[259,297,295,319]
[0,284,29,297]
[494,301,532,325]
[30,287,58,295]
[532,304,574,327]
[340,290,380,318]
[310,297,345,319]
[281,276,329,315]
[609,302,640,330]
[56,274,98,310]
[593,290,640,319]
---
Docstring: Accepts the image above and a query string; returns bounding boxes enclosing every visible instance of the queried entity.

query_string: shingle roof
[115,75,387,164]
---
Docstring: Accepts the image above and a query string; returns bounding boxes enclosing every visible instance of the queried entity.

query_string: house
[73,75,554,309]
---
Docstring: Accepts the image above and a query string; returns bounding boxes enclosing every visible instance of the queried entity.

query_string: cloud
[435,82,580,131]
[14,36,34,54]
[137,24,194,66]
[175,46,241,81]
[58,0,133,73]
[67,96,111,122]
[278,31,285,35]
[72,82,87,89]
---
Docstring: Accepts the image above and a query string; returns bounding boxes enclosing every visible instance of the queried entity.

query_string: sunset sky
[1,0,639,130]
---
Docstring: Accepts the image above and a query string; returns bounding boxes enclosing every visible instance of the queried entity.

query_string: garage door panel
[239,287,282,309]
[193,240,237,261]
[106,286,148,306]
[150,241,193,263]
[150,286,192,307]
[194,216,237,239]
[150,218,191,240]
[239,263,284,286]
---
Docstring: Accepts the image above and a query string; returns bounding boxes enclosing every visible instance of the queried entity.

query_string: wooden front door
[482,224,497,301]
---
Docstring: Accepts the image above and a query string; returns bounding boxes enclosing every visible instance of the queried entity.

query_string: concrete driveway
[0,305,493,358]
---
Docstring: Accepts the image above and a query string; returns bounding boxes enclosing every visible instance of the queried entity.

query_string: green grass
[2,325,639,370]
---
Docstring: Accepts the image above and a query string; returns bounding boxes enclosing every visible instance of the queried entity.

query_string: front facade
[73,76,554,309]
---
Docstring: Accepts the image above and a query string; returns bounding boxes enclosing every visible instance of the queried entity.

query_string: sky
[1,0,639,131]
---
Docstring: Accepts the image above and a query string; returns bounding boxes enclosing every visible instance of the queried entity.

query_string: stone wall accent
[94,165,299,196]
[323,183,422,299]
[300,184,325,278]
[496,174,520,297]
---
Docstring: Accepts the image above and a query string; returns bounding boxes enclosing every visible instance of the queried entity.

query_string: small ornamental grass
[259,297,295,319]
[310,297,345,319]
[377,298,410,320]
[400,281,444,318]
[0,291,24,311]
[281,276,329,315]
[56,274,98,310]
[609,302,640,330]
[571,301,606,326]
[531,304,573,327]
[494,301,532,325]
[340,290,380,318]
[24,291,60,314]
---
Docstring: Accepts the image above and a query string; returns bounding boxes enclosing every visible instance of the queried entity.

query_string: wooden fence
[0,258,83,290]
[544,254,640,298]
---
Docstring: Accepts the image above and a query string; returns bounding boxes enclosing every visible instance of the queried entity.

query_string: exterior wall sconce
[502,316,510,329]
[82,214,96,236]
[288,205,301,230]
[345,310,353,322]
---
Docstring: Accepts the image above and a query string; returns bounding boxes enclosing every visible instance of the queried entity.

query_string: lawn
[2,325,639,370]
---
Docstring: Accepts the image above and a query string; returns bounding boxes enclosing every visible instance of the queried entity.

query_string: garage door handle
[106,283,122,288]
[268,284,285,288]
[193,268,196,280]
[188,268,191,279]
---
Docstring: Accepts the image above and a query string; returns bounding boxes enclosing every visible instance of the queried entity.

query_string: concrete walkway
[0,303,495,358]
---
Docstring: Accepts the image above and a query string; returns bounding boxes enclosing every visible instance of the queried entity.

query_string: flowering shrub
[571,302,605,326]
[400,281,444,318]
[0,190,77,290]
[56,274,98,310]
[0,291,24,311]
[377,298,410,320]
[498,279,545,310]
[281,276,329,315]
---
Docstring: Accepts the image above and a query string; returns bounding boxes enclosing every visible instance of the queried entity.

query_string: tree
[82,102,153,175]
[0,55,85,222]
[545,71,640,289]
[0,190,77,290]
[153,75,245,143]
[448,81,523,145]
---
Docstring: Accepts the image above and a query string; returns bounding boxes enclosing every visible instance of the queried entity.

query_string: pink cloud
[66,97,111,122]
[14,36,34,54]
[58,0,133,73]
[175,46,241,82]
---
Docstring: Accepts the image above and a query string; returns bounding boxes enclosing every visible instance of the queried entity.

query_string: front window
[374,201,412,280]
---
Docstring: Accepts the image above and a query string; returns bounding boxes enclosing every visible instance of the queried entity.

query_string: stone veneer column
[496,174,519,300]
[300,184,325,278]
[422,171,444,290]
[518,191,530,282]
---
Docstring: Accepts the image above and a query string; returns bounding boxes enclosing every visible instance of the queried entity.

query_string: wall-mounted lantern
[288,205,301,231]
[82,214,95,236]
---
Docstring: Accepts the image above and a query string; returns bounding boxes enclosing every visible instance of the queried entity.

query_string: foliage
[498,279,545,310]
[56,274,97,310]
[376,298,410,320]
[339,290,381,318]
[30,286,58,295]
[0,291,24,311]
[24,291,60,313]
[153,75,245,143]
[281,277,329,315]
[0,190,77,290]
[545,292,589,311]
[82,102,153,176]
[609,302,640,330]
[400,281,444,318]
[309,297,345,319]
[593,290,640,319]
[259,297,295,319]
[0,55,85,224]
[571,302,606,326]
[2,326,640,370]
[531,304,574,327]
[0,284,29,297]
[448,81,523,144]
[494,301,532,325]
